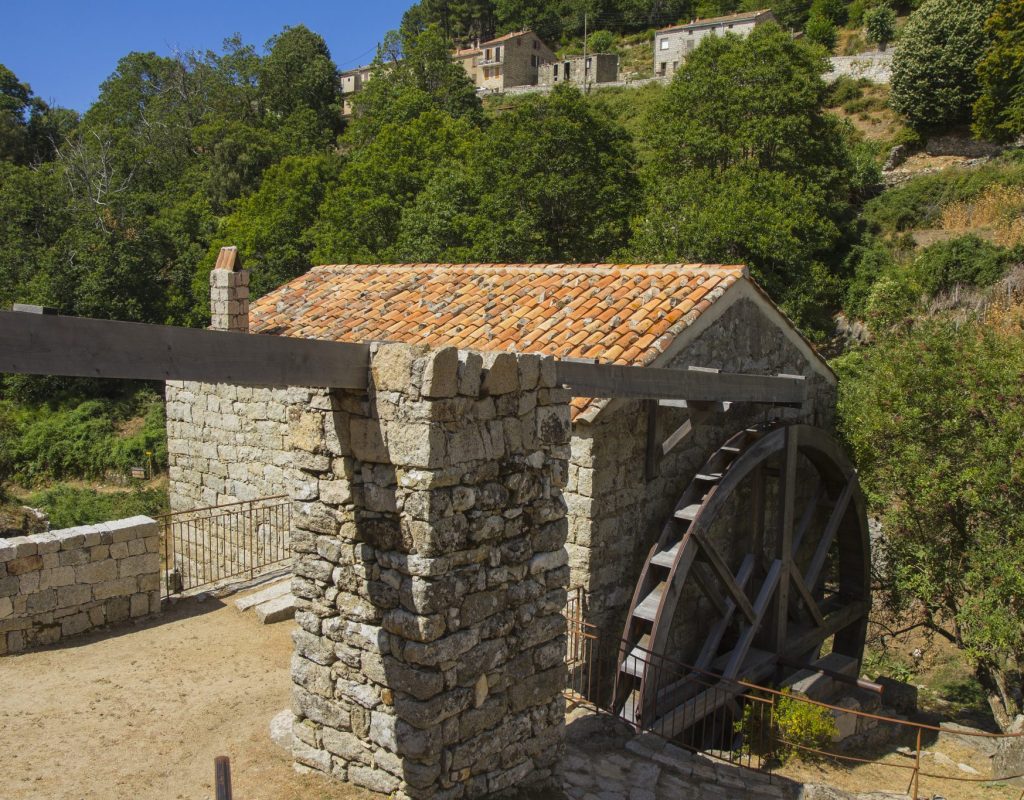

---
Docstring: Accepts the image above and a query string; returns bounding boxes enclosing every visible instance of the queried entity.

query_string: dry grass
[941,184,1024,248]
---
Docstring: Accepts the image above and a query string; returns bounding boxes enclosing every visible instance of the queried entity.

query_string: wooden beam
[693,532,757,624]
[0,311,370,388]
[804,476,855,590]
[774,426,799,652]
[645,399,662,481]
[555,360,805,405]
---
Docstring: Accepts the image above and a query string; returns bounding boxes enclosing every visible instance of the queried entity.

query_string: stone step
[255,593,295,624]
[235,577,291,611]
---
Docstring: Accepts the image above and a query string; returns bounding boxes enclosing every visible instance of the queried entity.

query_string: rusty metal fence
[565,587,1024,799]
[159,496,292,597]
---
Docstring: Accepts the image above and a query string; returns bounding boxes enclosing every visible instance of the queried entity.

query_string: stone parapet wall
[0,516,160,654]
[288,344,570,798]
[826,51,893,84]
[165,381,296,510]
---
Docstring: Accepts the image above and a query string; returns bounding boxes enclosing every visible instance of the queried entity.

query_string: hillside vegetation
[2,0,1024,730]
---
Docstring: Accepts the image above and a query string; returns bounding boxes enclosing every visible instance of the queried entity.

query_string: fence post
[214,755,232,800]
[911,726,921,799]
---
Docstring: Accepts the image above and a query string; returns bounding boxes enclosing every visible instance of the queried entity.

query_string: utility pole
[582,10,589,93]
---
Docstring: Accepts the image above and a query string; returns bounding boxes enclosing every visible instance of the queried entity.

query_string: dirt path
[0,589,372,800]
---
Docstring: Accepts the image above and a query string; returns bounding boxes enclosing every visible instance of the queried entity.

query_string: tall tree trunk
[977,662,1021,733]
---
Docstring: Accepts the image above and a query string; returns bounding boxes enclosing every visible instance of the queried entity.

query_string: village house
[339,64,373,116]
[537,52,619,88]
[460,30,556,91]
[165,258,835,639]
[654,8,775,78]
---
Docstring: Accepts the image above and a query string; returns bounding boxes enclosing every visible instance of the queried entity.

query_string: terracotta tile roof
[250,263,749,419]
[481,30,535,46]
[657,9,773,32]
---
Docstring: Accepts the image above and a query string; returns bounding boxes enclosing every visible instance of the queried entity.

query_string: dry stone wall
[0,516,160,653]
[566,296,835,644]
[165,381,295,510]
[287,343,570,799]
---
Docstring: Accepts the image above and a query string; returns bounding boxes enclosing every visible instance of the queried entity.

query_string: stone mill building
[165,256,836,640]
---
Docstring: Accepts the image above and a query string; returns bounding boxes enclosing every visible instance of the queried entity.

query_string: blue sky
[1,1,411,112]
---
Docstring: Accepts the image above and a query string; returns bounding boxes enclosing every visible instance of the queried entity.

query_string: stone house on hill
[457,30,556,91]
[537,53,619,88]
[165,261,835,635]
[654,8,775,78]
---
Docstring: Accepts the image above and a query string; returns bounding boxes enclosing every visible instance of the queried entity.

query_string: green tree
[633,23,869,328]
[0,64,74,165]
[258,25,342,137]
[864,4,897,50]
[211,152,342,299]
[911,234,1017,295]
[890,0,997,130]
[974,0,1024,143]
[836,317,1024,731]
[349,26,482,147]
[310,110,475,263]
[397,85,639,262]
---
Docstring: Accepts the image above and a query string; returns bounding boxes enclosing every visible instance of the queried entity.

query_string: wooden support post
[774,426,799,653]
[645,399,661,481]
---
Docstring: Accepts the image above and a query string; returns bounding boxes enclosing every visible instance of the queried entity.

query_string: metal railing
[159,496,292,597]
[565,587,1024,799]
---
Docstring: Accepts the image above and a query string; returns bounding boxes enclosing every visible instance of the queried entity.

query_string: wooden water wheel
[612,422,871,738]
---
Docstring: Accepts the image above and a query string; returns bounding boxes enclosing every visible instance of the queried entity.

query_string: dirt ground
[0,587,374,800]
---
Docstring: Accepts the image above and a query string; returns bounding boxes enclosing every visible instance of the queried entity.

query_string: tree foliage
[396,86,639,262]
[633,23,872,330]
[973,0,1024,143]
[837,317,1024,730]
[890,0,998,130]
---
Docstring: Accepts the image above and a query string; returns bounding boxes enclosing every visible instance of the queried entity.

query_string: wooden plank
[0,311,370,388]
[805,476,855,590]
[785,599,870,658]
[555,359,806,405]
[661,419,694,456]
[774,426,799,651]
[790,569,826,627]
[645,399,661,481]
[724,559,782,679]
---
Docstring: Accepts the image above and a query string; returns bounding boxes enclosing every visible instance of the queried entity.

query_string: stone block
[57,583,92,608]
[106,596,130,623]
[94,577,138,601]
[458,351,484,397]
[61,612,92,638]
[7,555,43,576]
[372,344,425,393]
[481,352,519,396]
[119,552,160,578]
[422,347,460,399]
[76,559,117,585]
[129,592,150,618]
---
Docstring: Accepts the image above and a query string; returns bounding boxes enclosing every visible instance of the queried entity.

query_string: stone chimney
[210,246,249,333]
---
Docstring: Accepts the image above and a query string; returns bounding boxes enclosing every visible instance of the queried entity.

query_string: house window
[685,40,694,53]
[553,64,558,81]
[660,38,669,50]
[533,40,539,49]
[485,48,491,61]
[586,57,592,69]
[673,61,678,71]
[728,24,733,29]
[495,46,501,62]
[659,61,667,75]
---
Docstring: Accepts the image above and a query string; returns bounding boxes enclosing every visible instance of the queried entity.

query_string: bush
[24,484,168,529]
[911,234,1017,295]
[826,76,870,107]
[586,30,617,54]
[890,0,997,129]
[864,5,897,50]
[0,388,167,484]
[737,690,838,764]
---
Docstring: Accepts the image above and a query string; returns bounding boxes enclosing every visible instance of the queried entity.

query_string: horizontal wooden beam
[0,310,808,406]
[555,360,805,405]
[0,311,370,389]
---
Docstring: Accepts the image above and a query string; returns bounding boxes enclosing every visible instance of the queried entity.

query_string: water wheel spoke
[804,475,855,590]
[693,531,757,624]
